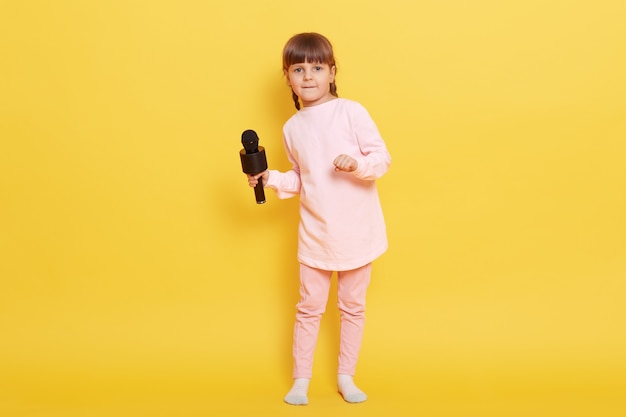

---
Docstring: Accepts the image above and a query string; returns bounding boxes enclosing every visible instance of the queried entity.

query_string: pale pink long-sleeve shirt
[266,98,391,271]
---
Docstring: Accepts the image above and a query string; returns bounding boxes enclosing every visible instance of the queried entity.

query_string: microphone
[239,129,268,204]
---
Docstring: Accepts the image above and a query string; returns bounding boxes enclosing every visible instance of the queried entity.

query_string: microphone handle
[254,180,266,204]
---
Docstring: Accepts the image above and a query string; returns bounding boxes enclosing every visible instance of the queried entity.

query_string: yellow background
[1,1,625,416]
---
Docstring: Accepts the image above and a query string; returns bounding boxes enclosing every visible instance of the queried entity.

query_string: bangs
[283,33,335,69]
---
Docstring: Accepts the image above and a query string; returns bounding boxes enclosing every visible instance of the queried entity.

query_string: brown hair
[282,32,338,110]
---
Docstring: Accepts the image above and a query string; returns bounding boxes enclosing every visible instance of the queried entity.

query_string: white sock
[284,378,310,405]
[338,374,367,403]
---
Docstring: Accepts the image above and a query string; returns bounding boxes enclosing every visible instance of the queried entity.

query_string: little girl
[246,32,391,405]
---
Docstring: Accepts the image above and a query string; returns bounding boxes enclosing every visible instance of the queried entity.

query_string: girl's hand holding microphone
[247,171,269,188]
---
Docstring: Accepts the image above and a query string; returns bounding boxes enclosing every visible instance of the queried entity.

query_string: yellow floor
[3,366,625,417]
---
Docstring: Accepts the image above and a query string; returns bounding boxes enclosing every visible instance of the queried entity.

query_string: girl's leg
[337,262,371,375]
[285,264,332,405]
[336,262,372,403]
[292,264,332,378]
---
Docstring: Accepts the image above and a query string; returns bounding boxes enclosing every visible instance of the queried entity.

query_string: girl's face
[285,61,336,107]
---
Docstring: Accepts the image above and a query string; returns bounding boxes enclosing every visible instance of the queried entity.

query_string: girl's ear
[330,65,336,82]
[283,69,291,86]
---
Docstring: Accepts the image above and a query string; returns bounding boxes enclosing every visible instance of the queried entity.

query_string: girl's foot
[338,374,367,403]
[284,378,310,405]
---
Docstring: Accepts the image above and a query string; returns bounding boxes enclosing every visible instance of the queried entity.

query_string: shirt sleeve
[350,103,391,181]
[265,169,301,199]
[264,132,302,199]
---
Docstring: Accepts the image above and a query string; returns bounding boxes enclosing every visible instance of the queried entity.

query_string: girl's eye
[314,66,323,71]
[294,68,303,73]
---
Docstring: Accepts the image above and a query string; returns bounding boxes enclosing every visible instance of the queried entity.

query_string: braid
[292,90,301,110]
[330,81,338,97]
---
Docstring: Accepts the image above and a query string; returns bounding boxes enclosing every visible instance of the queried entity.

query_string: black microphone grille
[241,129,259,153]
[242,129,259,144]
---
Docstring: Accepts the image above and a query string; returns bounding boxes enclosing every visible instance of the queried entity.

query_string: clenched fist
[333,154,358,172]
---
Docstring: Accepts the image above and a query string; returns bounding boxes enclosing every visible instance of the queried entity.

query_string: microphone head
[241,129,259,154]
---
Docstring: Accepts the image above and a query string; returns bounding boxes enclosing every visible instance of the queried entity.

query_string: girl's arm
[265,169,301,199]
[264,139,301,199]
[349,103,391,181]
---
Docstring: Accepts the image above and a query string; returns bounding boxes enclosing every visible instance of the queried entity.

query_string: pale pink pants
[292,262,372,379]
